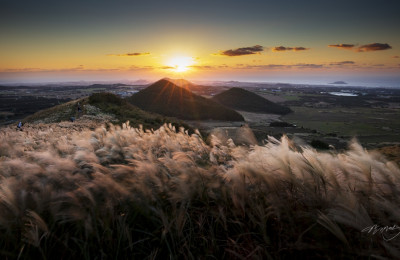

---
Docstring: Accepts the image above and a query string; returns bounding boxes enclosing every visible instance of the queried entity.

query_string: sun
[167,56,195,73]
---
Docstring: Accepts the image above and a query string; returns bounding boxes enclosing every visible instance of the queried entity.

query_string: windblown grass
[0,122,399,259]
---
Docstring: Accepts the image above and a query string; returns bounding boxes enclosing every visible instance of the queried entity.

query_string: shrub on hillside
[269,121,294,127]
[89,92,123,105]
[311,139,330,150]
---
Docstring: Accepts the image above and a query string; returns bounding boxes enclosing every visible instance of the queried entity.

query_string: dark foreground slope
[127,79,244,121]
[212,87,292,114]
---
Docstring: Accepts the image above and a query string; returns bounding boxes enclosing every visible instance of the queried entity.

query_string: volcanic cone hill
[127,79,244,121]
[212,87,292,115]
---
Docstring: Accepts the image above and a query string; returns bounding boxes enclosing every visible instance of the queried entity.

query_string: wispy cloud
[159,66,175,70]
[328,44,355,50]
[293,63,324,69]
[128,65,154,71]
[328,43,392,52]
[218,45,264,56]
[189,65,214,70]
[1,65,155,73]
[272,46,309,52]
[357,43,392,52]
[2,65,86,73]
[230,63,324,70]
[329,61,355,66]
[187,63,325,70]
[242,64,292,70]
[107,52,150,57]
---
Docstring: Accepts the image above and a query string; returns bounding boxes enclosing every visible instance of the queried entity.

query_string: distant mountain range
[212,87,292,115]
[127,79,244,121]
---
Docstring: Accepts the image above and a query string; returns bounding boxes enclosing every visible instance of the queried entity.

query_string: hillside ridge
[23,92,191,130]
[212,87,292,115]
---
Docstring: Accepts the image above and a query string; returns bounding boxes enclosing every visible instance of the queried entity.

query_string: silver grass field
[0,122,399,259]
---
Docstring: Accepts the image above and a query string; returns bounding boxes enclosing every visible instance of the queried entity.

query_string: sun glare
[167,56,195,73]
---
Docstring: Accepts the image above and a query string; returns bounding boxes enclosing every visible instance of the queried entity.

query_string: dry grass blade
[0,122,398,258]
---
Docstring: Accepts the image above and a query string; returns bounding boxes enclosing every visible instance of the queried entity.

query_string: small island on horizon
[329,81,348,85]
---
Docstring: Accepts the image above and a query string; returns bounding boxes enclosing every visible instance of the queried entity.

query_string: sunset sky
[1,0,399,86]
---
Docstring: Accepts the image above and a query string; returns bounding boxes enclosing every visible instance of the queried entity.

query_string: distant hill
[24,92,191,130]
[127,79,244,121]
[212,87,292,115]
[165,78,196,89]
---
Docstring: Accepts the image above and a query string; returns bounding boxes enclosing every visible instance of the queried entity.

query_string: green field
[283,106,400,139]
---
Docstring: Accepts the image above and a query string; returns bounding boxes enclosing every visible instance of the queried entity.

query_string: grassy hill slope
[24,92,191,130]
[24,99,84,124]
[212,87,292,114]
